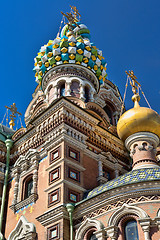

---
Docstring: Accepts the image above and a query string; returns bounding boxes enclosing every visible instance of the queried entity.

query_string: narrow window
[103,105,113,124]
[60,84,65,96]
[70,81,80,97]
[23,175,33,199]
[124,220,139,240]
[84,86,90,102]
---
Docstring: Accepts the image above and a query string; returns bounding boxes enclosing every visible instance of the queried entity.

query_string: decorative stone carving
[106,203,151,240]
[10,149,39,212]
[155,208,160,231]
[8,216,36,240]
[138,218,151,240]
[125,132,160,169]
[75,218,105,240]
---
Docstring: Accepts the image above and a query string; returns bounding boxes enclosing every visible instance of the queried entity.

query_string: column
[12,167,19,205]
[90,90,94,102]
[98,161,103,177]
[66,82,71,96]
[80,84,85,101]
[139,219,151,240]
[53,85,58,100]
[32,158,39,196]
[106,225,118,240]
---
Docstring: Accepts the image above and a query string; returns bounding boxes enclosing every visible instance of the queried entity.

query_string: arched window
[124,220,139,240]
[60,84,65,96]
[22,175,33,200]
[84,86,90,103]
[48,86,54,104]
[84,228,97,240]
[88,233,97,240]
[103,104,114,125]
[70,81,80,98]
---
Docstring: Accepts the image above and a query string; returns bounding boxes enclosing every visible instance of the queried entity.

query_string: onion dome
[117,93,160,141]
[33,21,107,89]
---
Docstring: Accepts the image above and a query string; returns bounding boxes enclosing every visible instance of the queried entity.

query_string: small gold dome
[117,94,160,141]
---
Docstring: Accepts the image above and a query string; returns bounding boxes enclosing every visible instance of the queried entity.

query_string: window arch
[84,86,90,103]
[103,104,114,125]
[48,85,54,104]
[84,228,98,240]
[75,219,104,240]
[70,81,80,98]
[22,174,33,200]
[124,219,139,240]
[60,83,65,96]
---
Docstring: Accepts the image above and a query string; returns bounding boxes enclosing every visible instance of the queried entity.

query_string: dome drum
[125,132,159,151]
[42,64,99,93]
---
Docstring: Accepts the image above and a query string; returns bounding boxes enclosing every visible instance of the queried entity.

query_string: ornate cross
[61,6,81,31]
[125,70,141,94]
[5,103,22,129]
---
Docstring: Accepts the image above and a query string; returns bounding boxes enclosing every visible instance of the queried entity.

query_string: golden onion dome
[117,94,160,141]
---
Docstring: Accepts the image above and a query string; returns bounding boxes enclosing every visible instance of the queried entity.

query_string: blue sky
[0,0,160,128]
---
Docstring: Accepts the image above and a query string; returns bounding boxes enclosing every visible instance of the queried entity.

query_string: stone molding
[36,205,68,226]
[125,132,159,151]
[74,183,160,220]
[106,203,151,240]
[8,216,36,240]
[155,208,160,231]
[10,193,38,213]
[97,87,121,112]
[75,218,105,240]
[12,97,127,161]
[45,75,96,103]
[11,149,39,211]
[108,203,149,226]
[42,65,99,92]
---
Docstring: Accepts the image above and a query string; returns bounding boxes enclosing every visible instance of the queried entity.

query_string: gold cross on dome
[61,6,81,31]
[70,6,81,20]
[125,70,141,94]
[5,103,22,129]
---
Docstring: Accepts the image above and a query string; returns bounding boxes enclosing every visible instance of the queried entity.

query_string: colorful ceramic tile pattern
[33,22,107,86]
[87,168,160,199]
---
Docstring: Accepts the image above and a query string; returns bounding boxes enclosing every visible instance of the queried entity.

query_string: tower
[1,7,160,240]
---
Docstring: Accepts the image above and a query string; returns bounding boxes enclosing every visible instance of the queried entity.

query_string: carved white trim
[155,208,160,231]
[75,218,105,240]
[125,132,159,151]
[8,216,36,240]
[108,203,148,226]
[106,203,151,240]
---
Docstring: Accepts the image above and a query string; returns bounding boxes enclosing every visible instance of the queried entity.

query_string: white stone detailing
[8,216,36,240]
[106,203,151,240]
[75,218,105,240]
[125,132,159,151]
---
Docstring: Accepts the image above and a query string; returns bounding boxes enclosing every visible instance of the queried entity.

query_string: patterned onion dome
[33,22,108,87]
[117,94,160,141]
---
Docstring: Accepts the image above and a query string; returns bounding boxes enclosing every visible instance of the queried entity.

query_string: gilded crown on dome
[33,7,108,88]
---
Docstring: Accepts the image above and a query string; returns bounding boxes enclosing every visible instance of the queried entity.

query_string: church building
[0,7,160,240]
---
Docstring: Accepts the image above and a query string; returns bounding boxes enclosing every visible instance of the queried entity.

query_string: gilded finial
[61,6,81,36]
[125,70,141,108]
[5,103,22,129]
